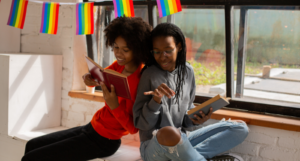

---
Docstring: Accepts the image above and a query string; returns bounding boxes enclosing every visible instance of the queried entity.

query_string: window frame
[85,0,300,118]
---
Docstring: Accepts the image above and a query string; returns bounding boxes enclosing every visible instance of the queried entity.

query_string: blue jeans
[140,119,249,161]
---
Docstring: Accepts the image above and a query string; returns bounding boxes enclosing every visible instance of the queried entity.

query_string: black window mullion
[147,1,154,27]
[225,4,234,98]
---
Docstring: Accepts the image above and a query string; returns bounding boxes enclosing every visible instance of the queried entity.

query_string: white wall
[0,0,21,52]
[0,0,84,160]
[0,54,62,137]
[15,0,89,125]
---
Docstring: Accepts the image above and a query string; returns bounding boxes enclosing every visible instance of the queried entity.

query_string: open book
[188,95,230,119]
[85,56,132,100]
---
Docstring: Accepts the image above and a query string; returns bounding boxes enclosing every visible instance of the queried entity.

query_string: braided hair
[143,23,187,104]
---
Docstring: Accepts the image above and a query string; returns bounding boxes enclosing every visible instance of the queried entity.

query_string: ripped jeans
[140,119,249,161]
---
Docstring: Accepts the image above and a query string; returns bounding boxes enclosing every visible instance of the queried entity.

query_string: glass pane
[153,6,226,96]
[93,5,148,68]
[233,6,300,107]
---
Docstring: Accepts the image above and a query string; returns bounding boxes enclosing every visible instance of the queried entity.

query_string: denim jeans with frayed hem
[140,119,249,161]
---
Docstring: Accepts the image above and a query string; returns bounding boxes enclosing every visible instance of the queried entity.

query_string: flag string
[26,0,105,5]
[3,0,182,35]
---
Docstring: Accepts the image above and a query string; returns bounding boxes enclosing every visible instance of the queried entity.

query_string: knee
[21,155,29,161]
[156,126,181,146]
[232,121,249,142]
[25,139,38,154]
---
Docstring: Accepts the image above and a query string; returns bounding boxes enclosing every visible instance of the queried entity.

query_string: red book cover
[85,56,132,100]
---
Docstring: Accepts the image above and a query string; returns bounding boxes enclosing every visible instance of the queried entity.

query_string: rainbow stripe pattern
[156,0,182,18]
[76,2,94,35]
[113,0,135,18]
[7,0,28,29]
[40,2,59,35]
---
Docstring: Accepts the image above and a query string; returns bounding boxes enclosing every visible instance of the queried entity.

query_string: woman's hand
[100,82,119,110]
[82,73,100,86]
[190,108,213,125]
[144,83,175,104]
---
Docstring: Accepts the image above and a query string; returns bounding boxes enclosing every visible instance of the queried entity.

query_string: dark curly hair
[143,23,187,104]
[104,17,152,65]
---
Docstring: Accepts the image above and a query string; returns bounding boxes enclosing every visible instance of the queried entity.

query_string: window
[86,0,300,118]
[153,6,226,96]
[91,5,148,68]
[233,6,300,108]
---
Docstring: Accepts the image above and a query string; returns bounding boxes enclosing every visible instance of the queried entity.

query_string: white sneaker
[208,153,244,161]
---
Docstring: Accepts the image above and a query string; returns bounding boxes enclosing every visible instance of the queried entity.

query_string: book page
[85,56,104,70]
[104,69,127,78]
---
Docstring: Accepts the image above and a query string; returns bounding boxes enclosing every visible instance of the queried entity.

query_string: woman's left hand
[100,82,119,110]
[190,108,213,125]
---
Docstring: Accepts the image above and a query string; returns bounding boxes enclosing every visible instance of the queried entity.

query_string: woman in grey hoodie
[133,23,249,161]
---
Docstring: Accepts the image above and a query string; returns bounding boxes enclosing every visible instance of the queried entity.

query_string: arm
[100,82,138,134]
[133,72,162,131]
[182,71,197,128]
[111,99,138,134]
[182,70,213,127]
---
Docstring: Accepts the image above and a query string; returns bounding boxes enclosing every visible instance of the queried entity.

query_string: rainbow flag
[156,0,182,18]
[76,2,94,35]
[113,0,135,18]
[40,2,60,35]
[7,0,29,29]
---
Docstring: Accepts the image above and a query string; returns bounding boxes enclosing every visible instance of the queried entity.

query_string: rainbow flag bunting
[76,2,94,35]
[156,0,182,18]
[40,2,60,35]
[7,0,28,29]
[113,0,135,18]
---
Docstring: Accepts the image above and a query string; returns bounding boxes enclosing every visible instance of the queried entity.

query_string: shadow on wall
[8,55,62,136]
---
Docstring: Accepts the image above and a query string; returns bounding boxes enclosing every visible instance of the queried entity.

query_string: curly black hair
[143,23,187,104]
[104,17,152,65]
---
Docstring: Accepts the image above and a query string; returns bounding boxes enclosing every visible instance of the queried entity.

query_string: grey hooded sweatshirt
[133,63,196,142]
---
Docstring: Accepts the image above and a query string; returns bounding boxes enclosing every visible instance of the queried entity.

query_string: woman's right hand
[82,73,100,86]
[144,83,175,104]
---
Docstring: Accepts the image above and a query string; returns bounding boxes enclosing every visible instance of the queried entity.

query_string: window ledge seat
[69,90,300,132]
[8,126,141,161]
[12,126,69,143]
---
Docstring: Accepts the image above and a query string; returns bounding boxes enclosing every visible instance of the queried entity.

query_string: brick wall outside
[20,2,300,160]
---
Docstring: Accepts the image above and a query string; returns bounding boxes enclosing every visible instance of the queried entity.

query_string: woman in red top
[22,17,152,161]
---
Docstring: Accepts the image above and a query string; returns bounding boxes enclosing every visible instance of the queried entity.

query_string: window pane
[93,5,148,68]
[153,6,226,96]
[233,6,300,107]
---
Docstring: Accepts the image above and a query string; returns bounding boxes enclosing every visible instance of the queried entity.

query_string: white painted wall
[0,0,21,53]
[0,0,78,160]
[0,54,62,137]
